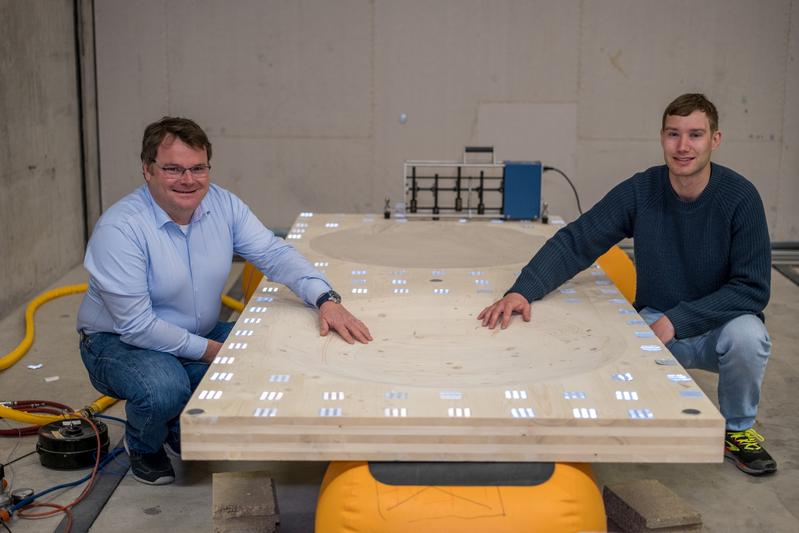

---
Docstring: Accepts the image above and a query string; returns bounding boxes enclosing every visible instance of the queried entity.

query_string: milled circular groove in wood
[310,221,547,268]
[187,408,205,415]
[681,408,701,415]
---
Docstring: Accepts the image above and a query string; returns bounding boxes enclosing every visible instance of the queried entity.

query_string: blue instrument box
[503,161,542,220]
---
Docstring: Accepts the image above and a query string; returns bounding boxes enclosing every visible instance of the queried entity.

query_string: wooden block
[212,471,278,520]
[603,479,702,532]
[213,516,279,533]
[183,215,725,462]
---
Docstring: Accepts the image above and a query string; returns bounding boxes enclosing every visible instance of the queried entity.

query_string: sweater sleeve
[664,186,771,338]
[507,178,637,301]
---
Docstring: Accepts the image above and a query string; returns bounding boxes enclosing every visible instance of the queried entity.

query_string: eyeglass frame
[150,160,212,178]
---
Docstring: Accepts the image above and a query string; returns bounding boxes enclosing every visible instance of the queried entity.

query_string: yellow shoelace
[727,428,765,451]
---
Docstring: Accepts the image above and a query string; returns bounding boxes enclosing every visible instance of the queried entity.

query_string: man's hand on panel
[319,302,373,344]
[477,292,531,330]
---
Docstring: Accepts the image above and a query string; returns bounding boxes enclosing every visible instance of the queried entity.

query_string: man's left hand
[319,302,373,344]
[650,315,675,344]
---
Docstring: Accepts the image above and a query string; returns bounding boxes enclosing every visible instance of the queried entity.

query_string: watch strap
[316,290,341,308]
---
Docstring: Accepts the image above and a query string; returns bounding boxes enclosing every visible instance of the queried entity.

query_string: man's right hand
[201,339,223,363]
[477,292,531,329]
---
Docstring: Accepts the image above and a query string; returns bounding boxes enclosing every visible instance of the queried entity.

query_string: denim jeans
[79,321,234,454]
[638,308,771,431]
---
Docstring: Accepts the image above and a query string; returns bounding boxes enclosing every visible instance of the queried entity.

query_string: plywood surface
[182,214,724,462]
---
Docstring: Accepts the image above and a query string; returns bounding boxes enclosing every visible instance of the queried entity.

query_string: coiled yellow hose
[0,284,245,424]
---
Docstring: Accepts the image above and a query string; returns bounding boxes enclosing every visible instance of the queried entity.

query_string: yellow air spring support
[596,245,637,304]
[316,461,607,533]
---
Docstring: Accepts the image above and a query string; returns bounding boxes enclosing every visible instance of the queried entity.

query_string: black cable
[0,518,12,532]
[93,414,126,424]
[543,166,583,216]
[1,450,36,468]
[10,448,124,513]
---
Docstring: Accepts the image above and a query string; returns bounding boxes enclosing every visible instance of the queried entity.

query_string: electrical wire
[543,165,583,216]
[19,503,71,532]
[8,448,125,533]
[0,277,245,529]
[0,429,23,494]
[0,450,36,468]
[10,415,105,533]
[14,448,124,509]
[93,414,125,425]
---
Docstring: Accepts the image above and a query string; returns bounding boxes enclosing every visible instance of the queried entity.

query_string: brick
[212,471,279,520]
[603,479,702,532]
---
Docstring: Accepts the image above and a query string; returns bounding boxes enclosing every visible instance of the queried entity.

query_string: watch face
[330,290,342,304]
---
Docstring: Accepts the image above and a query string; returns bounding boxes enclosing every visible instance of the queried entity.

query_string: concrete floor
[1,263,797,532]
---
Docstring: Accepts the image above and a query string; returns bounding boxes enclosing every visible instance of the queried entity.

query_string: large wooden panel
[182,214,724,462]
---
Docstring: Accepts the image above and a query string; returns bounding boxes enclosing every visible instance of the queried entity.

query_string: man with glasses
[478,94,776,476]
[77,117,371,485]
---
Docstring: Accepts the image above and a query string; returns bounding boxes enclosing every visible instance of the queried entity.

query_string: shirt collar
[142,185,212,229]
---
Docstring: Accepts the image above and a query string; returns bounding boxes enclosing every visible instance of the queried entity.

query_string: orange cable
[17,415,102,532]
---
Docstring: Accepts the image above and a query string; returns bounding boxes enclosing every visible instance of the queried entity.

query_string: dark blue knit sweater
[507,163,771,339]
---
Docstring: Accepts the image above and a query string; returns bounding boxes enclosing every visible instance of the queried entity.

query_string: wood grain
[182,214,724,462]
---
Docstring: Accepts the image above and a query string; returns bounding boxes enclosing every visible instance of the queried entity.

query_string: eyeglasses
[152,161,211,178]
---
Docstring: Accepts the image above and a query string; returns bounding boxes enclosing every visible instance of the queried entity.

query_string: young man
[78,117,371,485]
[478,94,775,475]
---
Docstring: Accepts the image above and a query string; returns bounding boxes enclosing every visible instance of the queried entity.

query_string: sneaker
[724,428,777,476]
[124,439,175,485]
[164,432,181,457]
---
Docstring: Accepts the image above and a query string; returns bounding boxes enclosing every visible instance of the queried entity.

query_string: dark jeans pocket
[79,336,117,397]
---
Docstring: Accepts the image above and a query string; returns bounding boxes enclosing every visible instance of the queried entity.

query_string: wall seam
[91,0,102,218]
[774,0,795,239]
[73,0,89,246]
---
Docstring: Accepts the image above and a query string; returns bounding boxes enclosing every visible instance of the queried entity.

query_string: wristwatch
[316,289,342,308]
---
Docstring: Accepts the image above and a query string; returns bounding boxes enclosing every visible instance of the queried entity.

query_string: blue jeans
[79,321,234,454]
[638,308,771,431]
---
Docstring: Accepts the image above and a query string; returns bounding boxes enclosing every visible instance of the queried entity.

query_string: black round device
[37,419,110,470]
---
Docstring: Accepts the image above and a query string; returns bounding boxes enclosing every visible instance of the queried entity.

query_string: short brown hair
[662,93,719,132]
[140,117,212,163]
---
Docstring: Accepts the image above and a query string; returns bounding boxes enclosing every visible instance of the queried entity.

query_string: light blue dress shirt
[77,184,330,360]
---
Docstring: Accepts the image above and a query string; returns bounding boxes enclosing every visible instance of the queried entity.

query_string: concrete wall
[0,0,85,318]
[94,0,798,240]
[0,0,793,318]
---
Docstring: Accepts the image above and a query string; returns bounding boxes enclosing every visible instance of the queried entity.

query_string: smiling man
[478,94,776,476]
[77,117,371,485]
